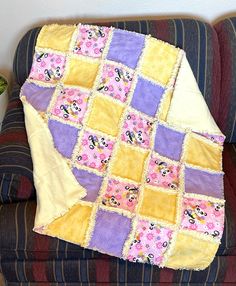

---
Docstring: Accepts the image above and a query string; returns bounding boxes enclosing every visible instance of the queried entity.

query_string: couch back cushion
[215,18,236,143]
[13,19,221,121]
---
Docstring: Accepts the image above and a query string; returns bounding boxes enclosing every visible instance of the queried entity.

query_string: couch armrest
[0,83,35,203]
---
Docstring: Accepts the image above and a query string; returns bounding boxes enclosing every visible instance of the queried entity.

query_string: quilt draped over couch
[19,24,225,271]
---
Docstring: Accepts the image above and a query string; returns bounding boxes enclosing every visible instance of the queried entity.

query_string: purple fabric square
[107,29,145,69]
[72,168,103,202]
[185,167,224,199]
[48,120,79,158]
[131,77,164,117]
[154,124,185,161]
[22,82,55,111]
[89,209,131,256]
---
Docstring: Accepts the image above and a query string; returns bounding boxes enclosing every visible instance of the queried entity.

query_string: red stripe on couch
[17,176,33,199]
[96,257,110,282]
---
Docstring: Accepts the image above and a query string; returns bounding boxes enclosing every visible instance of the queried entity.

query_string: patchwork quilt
[20,24,225,270]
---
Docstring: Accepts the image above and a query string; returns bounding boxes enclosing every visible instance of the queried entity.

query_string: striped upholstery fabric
[0,84,35,203]
[215,18,236,143]
[0,19,236,284]
[1,257,236,284]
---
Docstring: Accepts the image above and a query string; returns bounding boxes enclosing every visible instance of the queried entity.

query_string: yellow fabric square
[87,95,124,136]
[159,89,173,121]
[37,24,76,52]
[165,232,219,269]
[141,38,179,86]
[46,203,92,246]
[185,135,222,171]
[63,58,99,88]
[139,188,177,224]
[111,143,148,182]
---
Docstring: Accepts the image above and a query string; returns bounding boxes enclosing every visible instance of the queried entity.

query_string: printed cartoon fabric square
[110,143,149,182]
[154,124,185,161]
[121,112,153,149]
[21,82,55,112]
[140,38,179,86]
[165,232,219,270]
[131,76,165,117]
[73,25,110,58]
[72,168,103,202]
[51,87,89,124]
[48,119,79,158]
[96,63,134,103]
[185,167,224,199]
[77,131,114,172]
[89,209,131,256]
[87,94,124,136]
[195,132,225,146]
[139,188,177,224]
[181,197,224,239]
[127,220,173,265]
[46,203,92,245]
[63,57,99,88]
[37,24,76,52]
[146,154,180,190]
[29,51,66,83]
[107,29,145,69]
[102,179,140,212]
[185,135,222,171]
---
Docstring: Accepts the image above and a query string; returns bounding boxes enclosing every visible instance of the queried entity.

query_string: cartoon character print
[77,131,114,172]
[146,155,180,190]
[73,25,110,58]
[102,179,140,212]
[121,112,153,149]
[51,88,89,124]
[127,220,173,265]
[97,64,133,103]
[195,132,225,146]
[181,197,224,239]
[29,52,65,83]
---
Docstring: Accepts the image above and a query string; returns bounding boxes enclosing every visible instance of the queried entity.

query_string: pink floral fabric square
[121,112,153,148]
[77,131,114,172]
[51,87,89,124]
[181,197,224,239]
[97,63,134,102]
[73,25,110,58]
[102,179,140,212]
[127,220,173,265]
[146,154,180,190]
[29,52,66,83]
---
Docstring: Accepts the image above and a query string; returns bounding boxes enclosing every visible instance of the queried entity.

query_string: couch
[0,17,236,285]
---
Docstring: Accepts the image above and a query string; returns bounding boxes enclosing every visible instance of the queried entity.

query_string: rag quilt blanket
[20,24,225,270]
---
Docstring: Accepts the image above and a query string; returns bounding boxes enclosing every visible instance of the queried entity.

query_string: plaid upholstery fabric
[1,256,236,284]
[215,18,236,143]
[0,84,35,203]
